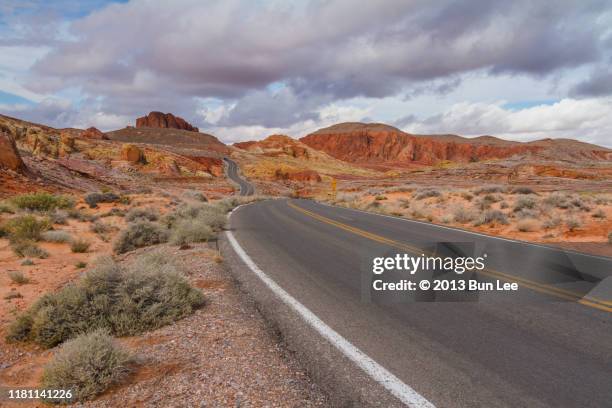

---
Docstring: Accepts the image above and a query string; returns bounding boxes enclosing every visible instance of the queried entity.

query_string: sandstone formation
[82,127,109,140]
[136,112,199,132]
[274,168,322,183]
[235,135,310,159]
[300,123,612,165]
[0,131,26,171]
[121,144,146,164]
[187,156,224,177]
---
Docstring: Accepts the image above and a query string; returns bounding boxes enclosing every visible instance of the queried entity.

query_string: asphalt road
[224,157,254,196]
[227,198,612,407]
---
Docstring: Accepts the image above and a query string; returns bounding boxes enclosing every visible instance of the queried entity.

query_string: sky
[1,0,612,147]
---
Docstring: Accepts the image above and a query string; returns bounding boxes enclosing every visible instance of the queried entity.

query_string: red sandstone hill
[300,122,612,165]
[108,127,229,155]
[136,111,199,132]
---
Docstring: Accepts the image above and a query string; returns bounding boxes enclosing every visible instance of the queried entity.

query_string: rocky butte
[300,122,612,166]
[136,112,199,132]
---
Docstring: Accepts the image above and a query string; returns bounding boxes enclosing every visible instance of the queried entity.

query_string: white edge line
[225,213,435,408]
[317,201,612,262]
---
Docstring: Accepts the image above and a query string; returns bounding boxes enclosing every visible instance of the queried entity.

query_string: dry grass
[517,218,540,232]
[8,271,30,284]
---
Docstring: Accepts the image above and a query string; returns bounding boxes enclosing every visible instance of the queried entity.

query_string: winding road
[220,162,612,407]
[224,157,255,196]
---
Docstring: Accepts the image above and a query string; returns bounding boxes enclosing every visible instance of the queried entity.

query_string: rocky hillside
[136,111,199,132]
[300,122,612,165]
[108,127,228,155]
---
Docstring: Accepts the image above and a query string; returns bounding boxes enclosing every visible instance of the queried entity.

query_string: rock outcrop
[274,169,322,183]
[300,123,545,165]
[136,112,199,132]
[235,135,310,159]
[121,144,146,164]
[0,131,26,171]
[82,127,109,140]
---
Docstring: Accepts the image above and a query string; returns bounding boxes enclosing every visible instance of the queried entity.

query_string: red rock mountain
[81,127,109,140]
[300,123,611,165]
[0,130,26,171]
[136,112,199,132]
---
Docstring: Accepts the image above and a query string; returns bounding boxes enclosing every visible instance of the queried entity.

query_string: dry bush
[474,185,503,195]
[453,206,475,224]
[570,197,591,212]
[513,196,538,212]
[50,210,69,225]
[566,217,582,231]
[90,221,112,234]
[41,330,132,403]
[71,239,91,253]
[125,207,159,222]
[543,192,571,209]
[512,186,536,195]
[41,230,73,243]
[11,241,49,259]
[474,210,508,226]
[517,218,540,232]
[461,192,474,201]
[2,215,51,242]
[374,195,388,201]
[85,192,120,208]
[543,217,562,229]
[414,189,441,200]
[8,271,30,284]
[6,252,204,348]
[184,190,208,202]
[592,209,606,219]
[170,219,215,245]
[113,221,168,254]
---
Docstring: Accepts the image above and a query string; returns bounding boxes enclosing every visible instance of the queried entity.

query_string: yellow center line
[287,201,612,313]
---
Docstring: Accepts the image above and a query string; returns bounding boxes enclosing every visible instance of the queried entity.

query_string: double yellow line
[287,201,612,313]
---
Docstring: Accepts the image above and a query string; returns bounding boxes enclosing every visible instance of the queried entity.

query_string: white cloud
[403,98,612,147]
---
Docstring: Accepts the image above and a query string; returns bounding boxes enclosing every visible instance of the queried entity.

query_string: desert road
[224,157,255,196]
[224,198,612,407]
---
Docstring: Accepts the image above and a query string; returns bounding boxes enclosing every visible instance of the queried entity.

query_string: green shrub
[41,330,132,403]
[41,230,73,243]
[374,195,387,201]
[71,239,91,253]
[3,215,51,242]
[125,207,159,222]
[75,261,87,269]
[7,253,204,347]
[8,271,30,284]
[10,192,74,212]
[0,202,15,214]
[84,192,120,208]
[170,219,215,245]
[113,221,168,254]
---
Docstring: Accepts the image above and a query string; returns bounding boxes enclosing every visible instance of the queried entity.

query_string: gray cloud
[571,66,612,97]
[6,0,612,131]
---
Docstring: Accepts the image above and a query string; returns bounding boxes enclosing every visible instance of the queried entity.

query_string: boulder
[82,127,109,140]
[0,131,26,171]
[121,144,146,164]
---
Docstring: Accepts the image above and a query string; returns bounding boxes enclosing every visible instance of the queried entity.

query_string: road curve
[225,198,612,408]
[224,157,254,196]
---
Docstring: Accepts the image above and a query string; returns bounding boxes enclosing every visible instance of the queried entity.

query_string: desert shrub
[41,330,132,403]
[500,201,509,209]
[474,197,493,211]
[41,230,73,243]
[592,209,606,219]
[566,217,582,231]
[8,271,30,284]
[113,221,168,254]
[21,259,34,266]
[608,231,612,244]
[84,192,120,208]
[7,253,204,347]
[71,239,91,253]
[169,219,215,245]
[414,189,441,200]
[513,196,537,212]
[517,218,540,232]
[76,261,87,269]
[543,217,562,229]
[5,292,22,300]
[10,192,74,212]
[100,208,126,218]
[90,221,111,234]
[67,209,98,222]
[2,215,51,242]
[374,195,387,201]
[0,202,15,214]
[570,197,591,212]
[215,197,241,213]
[165,203,226,232]
[11,241,49,259]
[184,190,208,202]
[461,192,474,201]
[512,186,535,195]
[474,185,503,195]
[453,206,475,223]
[125,207,159,222]
[543,192,570,209]
[474,210,508,226]
[50,210,69,225]
[516,209,539,219]
[440,215,452,224]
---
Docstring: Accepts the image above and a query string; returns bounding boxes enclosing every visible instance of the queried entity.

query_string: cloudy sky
[1,0,612,146]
